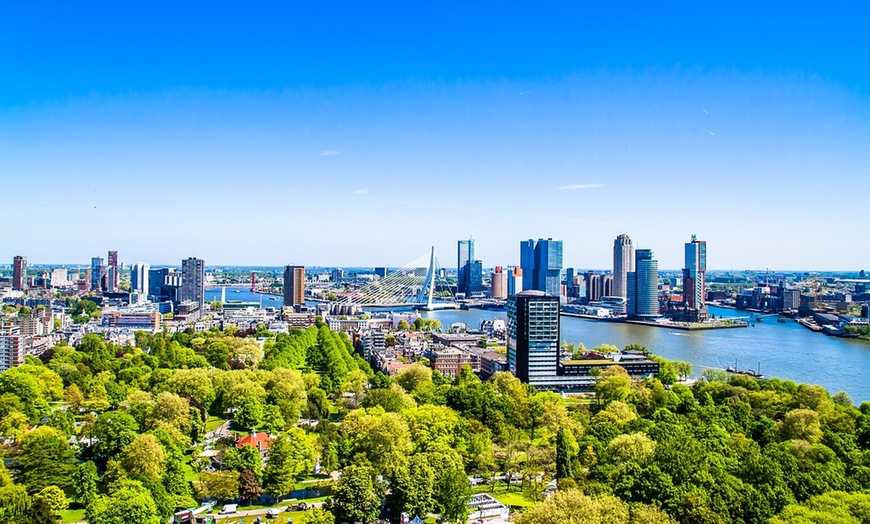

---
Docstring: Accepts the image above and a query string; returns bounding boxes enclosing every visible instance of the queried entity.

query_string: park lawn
[182,461,200,482]
[491,490,536,508]
[205,416,226,432]
[472,484,536,509]
[60,507,85,523]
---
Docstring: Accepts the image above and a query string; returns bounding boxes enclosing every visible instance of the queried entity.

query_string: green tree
[0,483,30,523]
[15,426,77,493]
[196,471,239,501]
[595,366,632,405]
[393,455,436,518]
[304,507,335,524]
[329,464,383,524]
[779,409,823,443]
[261,404,286,434]
[94,410,139,458]
[226,444,264,481]
[234,397,265,430]
[435,467,471,523]
[515,489,675,524]
[306,387,330,420]
[606,433,657,465]
[121,434,166,484]
[321,441,340,473]
[29,485,67,524]
[556,426,576,479]
[86,480,163,524]
[263,428,315,496]
[167,368,215,410]
[73,461,99,506]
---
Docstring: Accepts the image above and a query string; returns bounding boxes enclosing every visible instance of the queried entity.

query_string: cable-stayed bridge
[337,247,458,310]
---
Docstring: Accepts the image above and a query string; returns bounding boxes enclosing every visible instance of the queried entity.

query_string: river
[206,287,870,402]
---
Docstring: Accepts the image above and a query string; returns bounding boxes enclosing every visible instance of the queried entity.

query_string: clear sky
[2,2,869,270]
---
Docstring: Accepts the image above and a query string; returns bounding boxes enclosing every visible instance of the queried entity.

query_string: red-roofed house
[236,432,273,452]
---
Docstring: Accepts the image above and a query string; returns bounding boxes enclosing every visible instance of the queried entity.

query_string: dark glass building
[507,290,560,387]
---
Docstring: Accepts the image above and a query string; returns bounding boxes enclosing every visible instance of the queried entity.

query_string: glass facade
[519,238,563,297]
[627,249,659,318]
[507,291,560,386]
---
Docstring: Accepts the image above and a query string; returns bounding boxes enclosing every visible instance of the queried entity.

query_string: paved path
[212,501,326,521]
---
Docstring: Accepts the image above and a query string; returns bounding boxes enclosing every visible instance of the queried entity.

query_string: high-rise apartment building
[682,235,708,322]
[613,234,634,299]
[490,267,508,299]
[131,263,151,294]
[107,250,119,291]
[283,265,305,309]
[180,257,205,307]
[50,268,67,288]
[90,257,105,291]
[0,325,24,371]
[507,290,560,387]
[627,249,659,319]
[12,256,28,291]
[520,238,563,297]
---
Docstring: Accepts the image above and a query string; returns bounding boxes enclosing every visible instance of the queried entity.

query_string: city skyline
[2,4,869,269]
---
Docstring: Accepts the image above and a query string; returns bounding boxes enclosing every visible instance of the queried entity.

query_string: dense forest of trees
[0,321,869,523]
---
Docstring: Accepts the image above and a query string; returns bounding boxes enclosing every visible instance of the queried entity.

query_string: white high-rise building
[613,234,634,299]
[131,263,151,294]
[50,268,68,288]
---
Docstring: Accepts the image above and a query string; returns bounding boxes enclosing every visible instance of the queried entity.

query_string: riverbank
[624,319,748,331]
[559,311,747,331]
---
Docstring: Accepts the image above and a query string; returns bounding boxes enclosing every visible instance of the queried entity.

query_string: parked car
[266,508,281,519]
[220,504,238,515]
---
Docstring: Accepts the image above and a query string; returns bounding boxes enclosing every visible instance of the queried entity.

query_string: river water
[206,287,870,402]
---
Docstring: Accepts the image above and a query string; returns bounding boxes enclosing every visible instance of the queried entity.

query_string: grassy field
[59,507,85,523]
[206,416,227,432]
[471,484,537,508]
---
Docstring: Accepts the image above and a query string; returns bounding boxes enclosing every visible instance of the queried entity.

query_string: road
[212,501,325,521]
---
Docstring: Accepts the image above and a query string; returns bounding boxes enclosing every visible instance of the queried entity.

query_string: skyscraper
[585,272,601,302]
[12,256,27,291]
[519,238,563,297]
[148,267,169,298]
[467,260,483,295]
[90,257,104,291]
[627,249,659,319]
[683,235,708,322]
[613,234,634,299]
[131,263,151,294]
[106,266,117,293]
[107,250,119,291]
[507,267,523,296]
[457,239,474,296]
[507,290,560,387]
[283,265,305,309]
[181,257,205,307]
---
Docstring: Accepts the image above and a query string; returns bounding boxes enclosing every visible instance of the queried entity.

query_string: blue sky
[2,2,869,270]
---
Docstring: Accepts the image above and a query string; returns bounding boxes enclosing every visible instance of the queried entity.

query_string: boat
[726,359,765,379]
